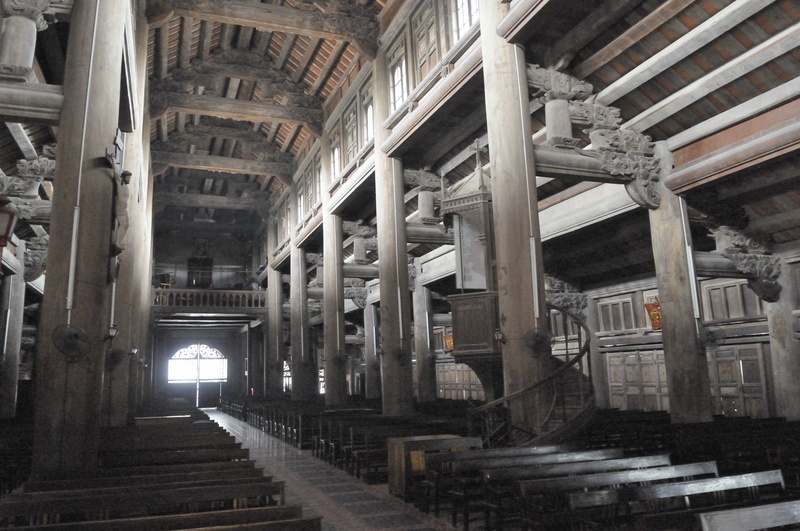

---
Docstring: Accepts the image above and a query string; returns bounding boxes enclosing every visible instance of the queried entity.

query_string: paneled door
[707,343,770,418]
[607,351,669,412]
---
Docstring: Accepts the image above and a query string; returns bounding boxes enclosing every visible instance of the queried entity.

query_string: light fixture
[0,197,18,265]
[105,324,120,341]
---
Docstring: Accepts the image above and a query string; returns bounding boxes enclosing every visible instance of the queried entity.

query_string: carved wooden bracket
[526,64,593,101]
[24,234,48,282]
[710,226,781,302]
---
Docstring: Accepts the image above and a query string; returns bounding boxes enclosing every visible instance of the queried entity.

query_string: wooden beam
[275,34,298,70]
[309,40,348,96]
[624,21,800,131]
[151,150,292,176]
[150,90,323,127]
[147,0,378,48]
[156,191,265,210]
[292,38,321,84]
[596,0,779,105]
[418,105,486,168]
[571,0,695,79]
[547,0,641,67]
[0,82,62,126]
[5,122,37,160]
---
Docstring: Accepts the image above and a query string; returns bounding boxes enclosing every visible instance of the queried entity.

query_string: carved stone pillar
[479,0,550,429]
[374,46,413,415]
[32,0,126,476]
[0,0,49,82]
[412,259,437,403]
[649,141,712,423]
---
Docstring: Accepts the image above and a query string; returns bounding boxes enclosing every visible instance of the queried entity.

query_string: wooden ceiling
[5,0,798,292]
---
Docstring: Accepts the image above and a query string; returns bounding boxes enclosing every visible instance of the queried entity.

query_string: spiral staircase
[469,304,596,447]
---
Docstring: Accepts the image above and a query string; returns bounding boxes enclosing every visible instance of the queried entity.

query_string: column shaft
[363,302,381,400]
[649,142,713,423]
[32,0,126,475]
[374,50,413,415]
[0,241,25,418]
[290,245,316,400]
[412,270,437,403]
[479,0,550,428]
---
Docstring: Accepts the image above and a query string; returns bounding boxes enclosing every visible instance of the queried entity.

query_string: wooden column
[322,133,347,404]
[290,244,317,400]
[479,0,550,428]
[373,50,413,416]
[412,260,437,403]
[649,141,713,423]
[767,257,800,419]
[32,0,126,475]
[266,265,285,396]
[363,302,381,400]
[0,241,25,418]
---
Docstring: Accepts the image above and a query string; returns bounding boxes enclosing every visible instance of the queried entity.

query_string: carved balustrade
[152,288,267,312]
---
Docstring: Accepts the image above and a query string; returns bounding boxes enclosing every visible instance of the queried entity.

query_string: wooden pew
[179,517,322,531]
[419,443,587,517]
[35,459,260,482]
[0,478,286,526]
[24,467,268,492]
[445,448,625,530]
[0,505,305,530]
[98,446,249,467]
[473,455,673,525]
[513,461,719,531]
[698,498,800,530]
[568,469,788,530]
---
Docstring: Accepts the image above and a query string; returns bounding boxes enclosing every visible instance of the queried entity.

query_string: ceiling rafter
[146,0,379,58]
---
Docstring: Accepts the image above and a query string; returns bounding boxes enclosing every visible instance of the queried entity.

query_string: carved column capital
[712,225,781,302]
[570,100,622,128]
[342,221,376,237]
[1,0,50,31]
[24,234,48,282]
[583,150,661,209]
[545,275,587,318]
[526,64,593,101]
[403,169,440,191]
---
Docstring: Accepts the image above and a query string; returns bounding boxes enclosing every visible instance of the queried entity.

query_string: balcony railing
[153,289,267,312]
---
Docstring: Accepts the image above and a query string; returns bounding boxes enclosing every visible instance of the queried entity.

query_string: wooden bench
[442,448,625,530]
[98,445,249,468]
[698,498,800,530]
[513,461,719,531]
[0,505,305,530]
[178,517,322,531]
[0,477,286,526]
[418,443,587,517]
[568,469,788,530]
[24,467,268,492]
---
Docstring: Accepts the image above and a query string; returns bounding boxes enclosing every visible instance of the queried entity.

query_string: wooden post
[413,261,437,403]
[479,0,551,429]
[649,141,713,423]
[373,50,414,416]
[0,241,25,418]
[32,0,126,476]
[363,302,381,400]
[767,257,800,419]
[322,130,348,404]
[290,244,317,400]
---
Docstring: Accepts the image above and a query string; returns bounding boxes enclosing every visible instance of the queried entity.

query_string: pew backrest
[699,498,800,531]
[450,448,624,476]
[519,461,719,496]
[482,454,672,484]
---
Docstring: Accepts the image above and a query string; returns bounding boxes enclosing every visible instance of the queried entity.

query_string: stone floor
[205,408,457,531]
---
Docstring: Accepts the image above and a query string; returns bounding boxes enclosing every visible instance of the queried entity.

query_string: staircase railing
[469,303,594,447]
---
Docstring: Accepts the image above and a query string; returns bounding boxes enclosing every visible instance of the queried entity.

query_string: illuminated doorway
[167,344,228,407]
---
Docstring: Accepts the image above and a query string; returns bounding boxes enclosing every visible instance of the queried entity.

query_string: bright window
[168,344,228,383]
[453,0,479,41]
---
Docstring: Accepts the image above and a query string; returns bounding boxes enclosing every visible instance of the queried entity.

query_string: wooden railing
[470,304,595,447]
[152,289,267,311]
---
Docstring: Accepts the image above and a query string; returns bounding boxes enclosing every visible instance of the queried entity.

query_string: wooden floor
[205,408,456,531]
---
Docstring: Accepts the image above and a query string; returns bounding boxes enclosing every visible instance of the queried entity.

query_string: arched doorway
[167,344,228,407]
